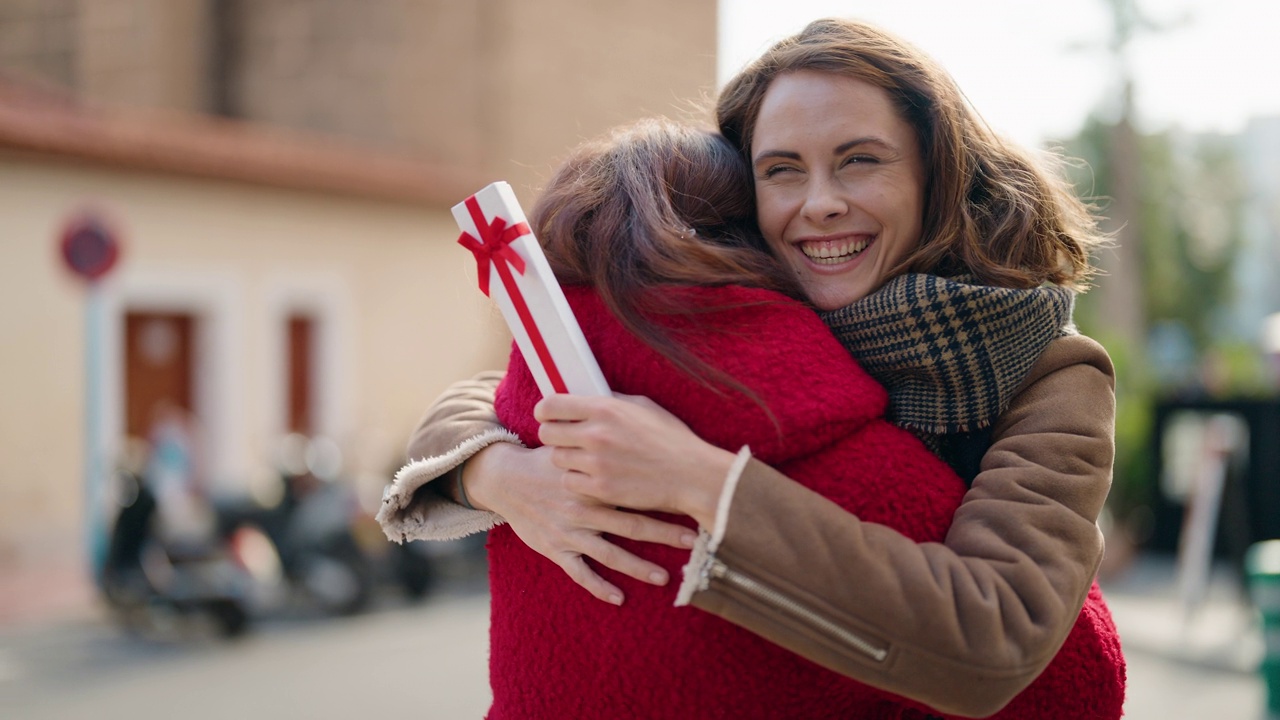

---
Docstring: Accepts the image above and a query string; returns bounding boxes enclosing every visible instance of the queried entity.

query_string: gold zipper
[709,558,888,662]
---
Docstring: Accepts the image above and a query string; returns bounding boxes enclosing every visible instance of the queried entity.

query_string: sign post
[60,212,122,582]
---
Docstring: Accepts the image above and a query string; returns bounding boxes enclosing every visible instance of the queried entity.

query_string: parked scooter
[216,435,377,618]
[100,463,253,638]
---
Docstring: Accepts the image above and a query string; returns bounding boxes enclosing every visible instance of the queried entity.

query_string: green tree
[1057,118,1248,521]
[1064,120,1246,374]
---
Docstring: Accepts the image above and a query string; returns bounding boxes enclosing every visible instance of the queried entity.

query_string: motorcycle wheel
[299,536,373,616]
[205,599,251,638]
[393,543,435,601]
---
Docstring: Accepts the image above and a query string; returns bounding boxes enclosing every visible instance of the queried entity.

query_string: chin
[795,267,876,311]
[808,289,862,312]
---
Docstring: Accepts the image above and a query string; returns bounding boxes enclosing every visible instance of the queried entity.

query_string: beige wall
[0,154,84,564]
[0,151,509,568]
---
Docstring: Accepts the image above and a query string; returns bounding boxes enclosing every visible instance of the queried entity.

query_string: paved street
[1104,556,1268,720]
[0,554,1271,719]
[0,588,493,720]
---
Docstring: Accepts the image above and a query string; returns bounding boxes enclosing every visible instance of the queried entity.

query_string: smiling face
[751,70,926,311]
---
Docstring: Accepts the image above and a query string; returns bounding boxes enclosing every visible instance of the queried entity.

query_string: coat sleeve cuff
[376,427,522,542]
[675,445,752,606]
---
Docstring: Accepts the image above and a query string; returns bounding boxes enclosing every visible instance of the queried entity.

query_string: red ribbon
[457,196,529,296]
[457,195,568,394]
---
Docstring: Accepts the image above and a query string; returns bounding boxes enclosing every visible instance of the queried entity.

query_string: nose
[801,175,847,224]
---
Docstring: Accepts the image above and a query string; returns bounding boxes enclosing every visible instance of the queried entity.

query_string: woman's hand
[462,442,696,605]
[534,394,737,530]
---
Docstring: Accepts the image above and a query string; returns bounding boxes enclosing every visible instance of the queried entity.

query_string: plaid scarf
[820,273,1075,437]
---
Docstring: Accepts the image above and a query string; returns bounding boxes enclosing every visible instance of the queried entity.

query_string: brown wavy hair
[530,118,801,391]
[717,18,1106,290]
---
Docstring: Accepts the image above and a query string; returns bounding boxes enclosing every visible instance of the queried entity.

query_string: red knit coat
[488,285,1123,720]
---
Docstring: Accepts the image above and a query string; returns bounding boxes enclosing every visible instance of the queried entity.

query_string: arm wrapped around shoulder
[377,371,512,543]
[685,334,1120,718]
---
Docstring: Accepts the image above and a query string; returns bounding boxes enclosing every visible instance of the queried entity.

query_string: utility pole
[1093,0,1153,357]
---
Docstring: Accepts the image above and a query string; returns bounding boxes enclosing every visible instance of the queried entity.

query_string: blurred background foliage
[1038,0,1280,548]
[1063,110,1275,534]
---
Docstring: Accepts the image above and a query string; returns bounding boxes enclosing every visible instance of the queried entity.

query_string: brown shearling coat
[379,333,1115,718]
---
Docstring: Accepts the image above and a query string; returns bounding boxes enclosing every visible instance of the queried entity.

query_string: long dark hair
[531,118,801,391]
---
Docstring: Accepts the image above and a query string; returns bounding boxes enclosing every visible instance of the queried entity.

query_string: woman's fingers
[551,516,681,605]
[555,552,626,606]
[537,423,582,453]
[567,504,688,584]
[519,519,669,602]
[551,504,696,597]
[576,533,669,588]
[546,446,598,477]
[470,443,689,604]
[587,505,698,550]
[534,393,601,424]
[535,392,733,525]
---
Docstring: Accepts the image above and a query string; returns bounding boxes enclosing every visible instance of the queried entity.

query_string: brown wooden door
[287,314,315,436]
[124,312,195,438]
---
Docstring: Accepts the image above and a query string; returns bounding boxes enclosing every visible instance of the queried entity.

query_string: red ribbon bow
[457,196,531,296]
[456,194,568,394]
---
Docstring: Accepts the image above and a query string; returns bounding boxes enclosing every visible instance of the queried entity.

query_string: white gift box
[453,181,611,398]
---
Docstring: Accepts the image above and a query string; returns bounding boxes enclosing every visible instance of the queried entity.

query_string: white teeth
[799,238,868,264]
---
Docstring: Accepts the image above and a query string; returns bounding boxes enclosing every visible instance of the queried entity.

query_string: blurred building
[0,0,717,195]
[0,0,717,617]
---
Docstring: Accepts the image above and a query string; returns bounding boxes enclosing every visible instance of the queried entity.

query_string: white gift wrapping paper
[452,181,610,398]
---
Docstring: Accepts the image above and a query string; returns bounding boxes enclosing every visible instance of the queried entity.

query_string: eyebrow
[753,136,897,165]
[752,149,800,165]
[835,137,895,155]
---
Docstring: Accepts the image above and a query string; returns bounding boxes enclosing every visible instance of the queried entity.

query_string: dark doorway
[124,312,196,437]
[287,314,316,436]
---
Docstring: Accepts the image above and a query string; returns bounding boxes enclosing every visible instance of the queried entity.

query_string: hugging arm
[681,334,1114,717]
[377,336,1115,717]
[378,371,511,543]
[377,371,695,604]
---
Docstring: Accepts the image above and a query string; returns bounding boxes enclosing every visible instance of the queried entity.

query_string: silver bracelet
[454,462,476,510]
